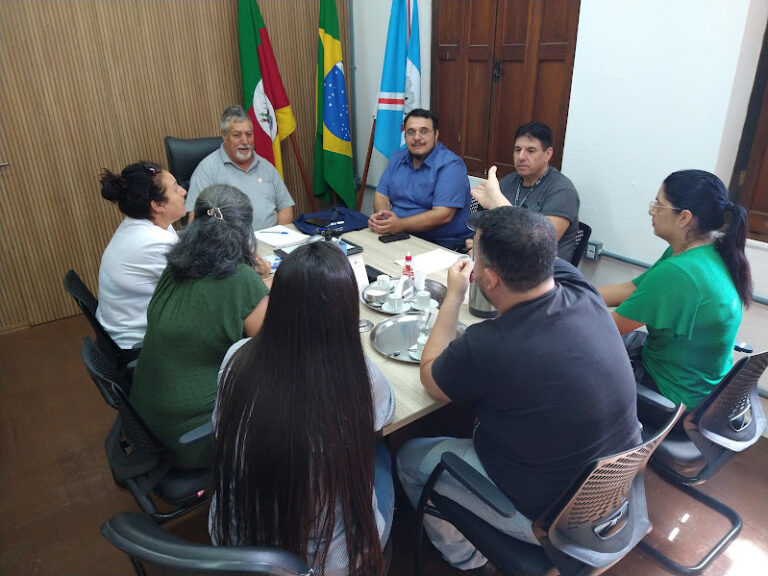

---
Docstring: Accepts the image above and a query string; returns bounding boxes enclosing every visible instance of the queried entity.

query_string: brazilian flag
[314,0,355,207]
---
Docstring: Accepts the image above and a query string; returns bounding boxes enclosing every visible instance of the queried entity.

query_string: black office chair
[81,336,212,522]
[101,511,313,576]
[413,405,685,576]
[81,336,129,408]
[164,136,222,191]
[63,269,139,373]
[635,349,768,575]
[570,221,592,267]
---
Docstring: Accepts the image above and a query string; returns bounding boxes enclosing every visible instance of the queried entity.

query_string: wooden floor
[2,314,767,575]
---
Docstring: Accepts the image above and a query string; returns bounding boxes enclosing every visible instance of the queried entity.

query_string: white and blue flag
[374,0,421,159]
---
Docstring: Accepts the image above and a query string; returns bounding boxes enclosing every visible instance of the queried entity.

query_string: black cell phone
[305,217,330,227]
[379,232,411,243]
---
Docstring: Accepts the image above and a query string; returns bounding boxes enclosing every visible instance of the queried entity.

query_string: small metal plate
[360,278,448,315]
[370,314,466,364]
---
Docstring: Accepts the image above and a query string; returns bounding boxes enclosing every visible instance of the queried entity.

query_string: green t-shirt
[131,263,268,468]
[616,244,742,408]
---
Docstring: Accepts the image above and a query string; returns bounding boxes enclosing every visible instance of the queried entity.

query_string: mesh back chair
[82,336,212,522]
[570,222,592,267]
[413,405,685,576]
[164,136,222,192]
[63,269,139,372]
[636,349,768,575]
[101,511,312,576]
[81,336,130,408]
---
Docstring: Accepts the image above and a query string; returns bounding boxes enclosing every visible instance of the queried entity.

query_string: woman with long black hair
[210,241,395,576]
[600,169,752,409]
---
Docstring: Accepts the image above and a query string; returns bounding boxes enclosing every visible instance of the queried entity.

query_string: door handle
[492,60,502,83]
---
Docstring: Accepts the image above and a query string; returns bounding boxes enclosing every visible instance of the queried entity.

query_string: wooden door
[432,0,580,178]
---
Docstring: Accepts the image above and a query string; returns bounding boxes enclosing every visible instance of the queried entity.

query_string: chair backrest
[164,136,223,190]
[63,269,122,359]
[101,511,313,575]
[570,221,592,267]
[109,377,167,459]
[683,350,768,479]
[535,405,685,574]
[81,336,127,408]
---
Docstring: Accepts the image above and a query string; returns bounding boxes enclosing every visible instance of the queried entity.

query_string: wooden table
[258,227,483,436]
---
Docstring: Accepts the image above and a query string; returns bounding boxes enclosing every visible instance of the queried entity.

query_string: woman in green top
[130,185,271,469]
[600,169,752,411]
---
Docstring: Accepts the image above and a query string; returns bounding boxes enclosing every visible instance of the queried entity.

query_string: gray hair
[167,185,257,280]
[220,105,251,132]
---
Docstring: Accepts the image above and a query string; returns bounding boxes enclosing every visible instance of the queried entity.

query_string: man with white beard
[186,105,294,230]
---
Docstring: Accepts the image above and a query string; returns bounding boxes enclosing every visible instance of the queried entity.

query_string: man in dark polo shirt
[469,121,580,260]
[397,206,640,571]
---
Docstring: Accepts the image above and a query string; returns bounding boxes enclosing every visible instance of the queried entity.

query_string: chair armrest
[734,341,753,353]
[179,421,212,445]
[439,452,517,518]
[636,383,676,412]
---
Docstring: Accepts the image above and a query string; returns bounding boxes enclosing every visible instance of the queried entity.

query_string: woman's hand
[253,255,271,279]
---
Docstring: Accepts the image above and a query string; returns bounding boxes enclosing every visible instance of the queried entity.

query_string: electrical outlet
[586,240,602,261]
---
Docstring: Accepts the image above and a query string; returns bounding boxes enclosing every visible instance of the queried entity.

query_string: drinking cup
[415,290,431,310]
[387,293,403,312]
[377,274,391,291]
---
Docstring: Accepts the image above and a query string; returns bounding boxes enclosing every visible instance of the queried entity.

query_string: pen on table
[261,231,289,234]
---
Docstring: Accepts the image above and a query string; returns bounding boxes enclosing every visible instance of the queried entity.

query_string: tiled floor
[1,314,767,575]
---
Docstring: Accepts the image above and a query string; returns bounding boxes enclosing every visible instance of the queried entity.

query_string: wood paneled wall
[0,0,350,329]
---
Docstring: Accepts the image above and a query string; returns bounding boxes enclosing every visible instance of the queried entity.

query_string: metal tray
[360,278,447,314]
[370,314,466,364]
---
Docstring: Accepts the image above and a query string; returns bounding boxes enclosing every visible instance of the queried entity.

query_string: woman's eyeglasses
[648,200,680,213]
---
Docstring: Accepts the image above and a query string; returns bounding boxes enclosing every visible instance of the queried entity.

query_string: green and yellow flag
[314,0,355,207]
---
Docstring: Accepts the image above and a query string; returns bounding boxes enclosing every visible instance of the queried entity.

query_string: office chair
[63,269,139,373]
[570,222,592,267]
[413,405,686,576]
[81,336,129,408]
[164,136,222,191]
[101,511,313,576]
[635,349,768,575]
[81,336,212,522]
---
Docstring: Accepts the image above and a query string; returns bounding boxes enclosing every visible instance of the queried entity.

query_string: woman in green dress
[130,185,271,469]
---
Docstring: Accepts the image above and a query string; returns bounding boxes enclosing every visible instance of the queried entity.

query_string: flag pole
[288,132,316,211]
[357,115,376,211]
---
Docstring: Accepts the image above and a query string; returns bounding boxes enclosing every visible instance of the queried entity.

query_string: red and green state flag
[238,0,296,178]
[314,0,355,207]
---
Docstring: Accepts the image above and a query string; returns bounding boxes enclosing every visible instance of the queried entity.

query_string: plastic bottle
[403,252,415,279]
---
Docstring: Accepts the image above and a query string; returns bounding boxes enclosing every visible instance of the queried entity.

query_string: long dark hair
[211,241,383,575]
[663,169,752,305]
[166,185,256,280]
[100,161,165,219]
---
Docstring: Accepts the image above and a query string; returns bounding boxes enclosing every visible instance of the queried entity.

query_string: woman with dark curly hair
[97,161,187,349]
[130,185,270,469]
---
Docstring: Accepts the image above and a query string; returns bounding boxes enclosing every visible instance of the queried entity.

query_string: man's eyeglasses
[405,128,433,139]
[648,200,680,213]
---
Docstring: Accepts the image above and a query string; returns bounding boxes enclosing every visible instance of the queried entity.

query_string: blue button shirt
[377,142,471,245]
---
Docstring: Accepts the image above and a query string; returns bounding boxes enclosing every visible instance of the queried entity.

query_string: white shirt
[95,217,178,348]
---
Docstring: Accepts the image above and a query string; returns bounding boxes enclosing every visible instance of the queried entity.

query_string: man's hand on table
[368,210,403,235]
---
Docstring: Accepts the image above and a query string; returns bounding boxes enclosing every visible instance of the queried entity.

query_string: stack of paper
[395,249,461,275]
[254,225,309,248]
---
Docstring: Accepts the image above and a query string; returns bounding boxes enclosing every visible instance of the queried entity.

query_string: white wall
[351,0,432,187]
[561,0,767,297]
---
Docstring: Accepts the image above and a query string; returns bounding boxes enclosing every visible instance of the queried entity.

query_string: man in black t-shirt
[397,206,640,571]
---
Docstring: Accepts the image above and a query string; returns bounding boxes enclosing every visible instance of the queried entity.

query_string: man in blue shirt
[368,109,471,250]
